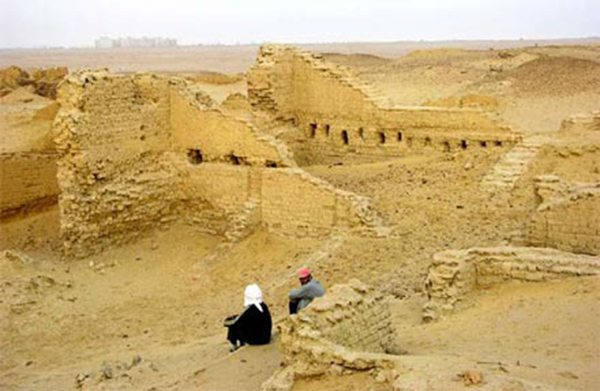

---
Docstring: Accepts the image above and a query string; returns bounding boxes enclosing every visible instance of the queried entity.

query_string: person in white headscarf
[223,284,272,352]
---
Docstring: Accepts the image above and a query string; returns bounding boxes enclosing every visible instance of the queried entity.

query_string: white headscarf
[244,284,264,313]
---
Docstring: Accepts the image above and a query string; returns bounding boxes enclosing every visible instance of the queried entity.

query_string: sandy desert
[1,38,600,391]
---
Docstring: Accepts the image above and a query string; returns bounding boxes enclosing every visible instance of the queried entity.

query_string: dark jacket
[228,303,272,345]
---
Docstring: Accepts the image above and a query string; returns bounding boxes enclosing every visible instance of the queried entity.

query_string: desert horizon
[2,37,600,74]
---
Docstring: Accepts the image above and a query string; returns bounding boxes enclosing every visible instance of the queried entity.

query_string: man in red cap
[288,268,325,314]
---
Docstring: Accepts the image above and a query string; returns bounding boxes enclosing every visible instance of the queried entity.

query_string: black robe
[226,303,272,345]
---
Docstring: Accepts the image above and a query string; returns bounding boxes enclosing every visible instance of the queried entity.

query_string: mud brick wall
[276,279,395,373]
[184,163,250,215]
[248,45,517,163]
[423,246,600,321]
[261,168,363,236]
[265,281,397,391]
[0,90,60,218]
[53,70,388,258]
[183,163,385,238]
[526,177,600,256]
[0,153,59,217]
[307,281,395,353]
[54,71,181,258]
[248,45,378,118]
[170,84,294,167]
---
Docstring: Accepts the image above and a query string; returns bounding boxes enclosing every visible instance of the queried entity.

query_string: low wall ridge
[424,246,600,321]
[525,176,600,255]
[263,279,397,391]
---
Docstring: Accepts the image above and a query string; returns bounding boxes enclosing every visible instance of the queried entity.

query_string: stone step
[481,136,546,192]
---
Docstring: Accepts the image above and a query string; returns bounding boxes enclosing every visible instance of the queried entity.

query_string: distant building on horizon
[94,36,177,49]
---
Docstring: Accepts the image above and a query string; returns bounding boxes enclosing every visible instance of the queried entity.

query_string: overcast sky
[1,0,599,48]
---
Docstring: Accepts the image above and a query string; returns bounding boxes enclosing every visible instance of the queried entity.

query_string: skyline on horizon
[2,0,599,49]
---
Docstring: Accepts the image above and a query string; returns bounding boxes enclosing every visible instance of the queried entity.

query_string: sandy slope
[0,226,320,391]
[356,46,600,134]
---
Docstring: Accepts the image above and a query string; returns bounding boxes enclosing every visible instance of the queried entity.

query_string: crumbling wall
[0,154,59,218]
[184,163,251,215]
[525,176,600,256]
[170,80,386,238]
[0,66,68,99]
[423,246,600,321]
[263,169,356,236]
[294,279,395,354]
[248,45,380,118]
[263,279,397,391]
[170,82,295,167]
[54,70,389,258]
[168,79,388,238]
[1,90,60,218]
[180,162,387,239]
[560,111,600,133]
[53,71,181,258]
[220,92,252,111]
[248,45,517,163]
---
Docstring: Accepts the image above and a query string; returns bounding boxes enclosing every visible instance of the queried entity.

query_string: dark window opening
[495,141,503,147]
[407,137,413,147]
[341,130,349,145]
[228,153,241,165]
[358,127,365,140]
[460,140,468,150]
[309,123,317,138]
[325,124,331,137]
[187,149,203,165]
[443,141,451,152]
[480,141,487,147]
[265,160,278,168]
[378,131,386,144]
[397,131,403,142]
[424,137,432,146]
[139,124,146,141]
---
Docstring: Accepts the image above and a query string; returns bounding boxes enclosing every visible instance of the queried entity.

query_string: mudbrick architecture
[46,45,599,318]
[423,247,600,321]
[248,45,518,163]
[263,280,399,391]
[264,278,566,390]
[0,151,59,219]
[31,44,530,257]
[53,70,388,258]
[0,89,60,219]
[2,45,600,391]
[524,175,600,255]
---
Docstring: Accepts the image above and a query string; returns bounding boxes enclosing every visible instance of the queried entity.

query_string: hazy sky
[1,0,599,48]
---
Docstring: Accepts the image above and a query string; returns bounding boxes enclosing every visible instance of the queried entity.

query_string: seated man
[224,284,272,352]
[288,268,325,314]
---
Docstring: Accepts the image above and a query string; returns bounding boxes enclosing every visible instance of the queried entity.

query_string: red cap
[298,268,311,278]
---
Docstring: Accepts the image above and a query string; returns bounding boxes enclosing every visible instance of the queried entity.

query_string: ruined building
[1,44,599,391]
[45,45,528,258]
[52,70,387,258]
[247,45,517,163]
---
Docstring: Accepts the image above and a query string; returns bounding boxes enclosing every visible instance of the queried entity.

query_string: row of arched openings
[309,123,503,150]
